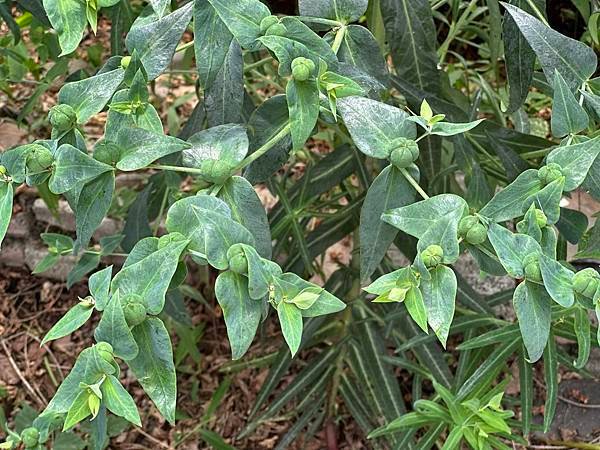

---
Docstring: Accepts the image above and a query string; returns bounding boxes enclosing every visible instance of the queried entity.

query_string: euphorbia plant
[1,0,600,448]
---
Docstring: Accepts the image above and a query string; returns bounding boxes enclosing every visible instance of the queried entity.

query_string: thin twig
[1,339,47,407]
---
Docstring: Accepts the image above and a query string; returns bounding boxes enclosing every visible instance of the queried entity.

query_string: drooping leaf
[286,78,320,150]
[101,375,142,426]
[42,301,94,345]
[543,330,558,433]
[513,281,551,362]
[277,302,303,357]
[94,292,139,360]
[419,265,457,347]
[404,286,428,333]
[115,127,190,171]
[42,0,86,55]
[551,70,589,137]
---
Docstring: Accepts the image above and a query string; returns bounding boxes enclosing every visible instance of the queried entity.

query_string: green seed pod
[123,300,147,327]
[388,137,419,163]
[121,55,131,69]
[291,57,315,82]
[573,268,600,298]
[523,254,542,282]
[227,243,248,274]
[458,215,479,237]
[199,160,232,185]
[389,147,416,169]
[48,104,77,131]
[21,427,39,448]
[95,342,114,363]
[26,145,54,173]
[538,163,563,186]
[534,209,547,228]
[265,23,287,36]
[259,15,279,34]
[465,223,487,245]
[421,244,444,268]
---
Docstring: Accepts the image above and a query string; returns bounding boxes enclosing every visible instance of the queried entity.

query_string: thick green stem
[330,25,347,54]
[400,167,430,200]
[233,123,291,172]
[296,16,343,27]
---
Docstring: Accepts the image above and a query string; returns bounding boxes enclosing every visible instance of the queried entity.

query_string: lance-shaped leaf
[502,3,597,90]
[58,69,125,124]
[115,127,190,171]
[574,307,591,369]
[522,177,564,225]
[125,2,194,80]
[546,136,600,191]
[429,119,484,137]
[105,90,163,142]
[277,301,303,357]
[128,317,177,423]
[360,165,417,282]
[0,182,13,250]
[338,96,416,158]
[89,266,113,311]
[111,234,189,314]
[479,169,542,222]
[74,171,115,253]
[49,145,113,194]
[539,254,574,307]
[416,207,464,265]
[165,195,254,269]
[183,124,248,170]
[218,176,272,259]
[206,0,270,51]
[286,78,320,150]
[94,292,139,360]
[215,271,263,359]
[277,272,346,317]
[101,375,142,426]
[405,286,428,333]
[298,0,367,24]
[487,223,542,278]
[382,194,468,239]
[42,300,94,345]
[513,281,551,362]
[419,265,457,347]
[42,0,86,55]
[551,70,589,138]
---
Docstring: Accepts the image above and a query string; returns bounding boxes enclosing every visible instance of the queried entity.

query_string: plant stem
[400,167,429,200]
[175,40,194,53]
[524,0,549,26]
[295,16,343,27]
[233,123,291,171]
[331,25,346,54]
[149,164,205,174]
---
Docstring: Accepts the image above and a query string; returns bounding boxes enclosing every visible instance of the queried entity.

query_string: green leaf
[574,307,591,369]
[0,182,13,250]
[523,177,564,225]
[551,70,589,137]
[360,165,417,282]
[277,302,303,357]
[546,136,600,191]
[42,0,86,55]
[277,273,346,317]
[215,271,263,359]
[479,169,542,222]
[94,292,139,360]
[183,124,248,170]
[419,265,457,347]
[115,128,190,171]
[405,286,428,333]
[0,144,32,184]
[193,0,233,90]
[218,176,272,259]
[100,375,141,427]
[338,96,416,158]
[125,2,194,80]
[556,208,588,244]
[111,234,189,314]
[67,253,101,288]
[298,0,367,24]
[502,2,597,89]
[104,90,163,142]
[89,266,112,311]
[519,348,533,436]
[74,171,115,252]
[539,254,574,307]
[63,390,91,431]
[487,223,541,278]
[513,281,551,362]
[128,317,177,423]
[206,0,271,50]
[58,69,125,124]
[429,119,484,136]
[286,78,320,150]
[416,207,464,265]
[49,145,113,194]
[543,330,558,433]
[42,301,94,345]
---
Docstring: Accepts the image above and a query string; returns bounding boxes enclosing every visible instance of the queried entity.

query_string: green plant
[1,0,600,448]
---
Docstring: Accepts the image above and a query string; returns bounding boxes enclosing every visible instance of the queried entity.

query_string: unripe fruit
[458,215,478,236]
[26,145,54,172]
[573,268,600,298]
[421,244,444,268]
[121,56,131,69]
[21,427,39,448]
[259,15,279,34]
[199,160,232,185]
[265,23,287,36]
[388,137,419,167]
[227,243,248,274]
[291,57,315,82]
[49,104,77,131]
[538,163,563,186]
[535,209,547,228]
[465,223,487,245]
[123,299,147,327]
[95,342,114,363]
[523,254,542,282]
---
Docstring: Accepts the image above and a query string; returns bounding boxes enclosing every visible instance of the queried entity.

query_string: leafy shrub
[1,0,600,448]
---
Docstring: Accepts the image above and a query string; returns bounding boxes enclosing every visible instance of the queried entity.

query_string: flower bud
[21,427,39,448]
[95,342,114,363]
[259,15,279,34]
[227,243,248,274]
[49,104,77,131]
[538,163,563,186]
[421,244,443,268]
[123,295,147,327]
[26,145,54,173]
[199,160,232,185]
[523,254,542,282]
[573,268,600,298]
[121,55,131,69]
[291,57,315,82]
